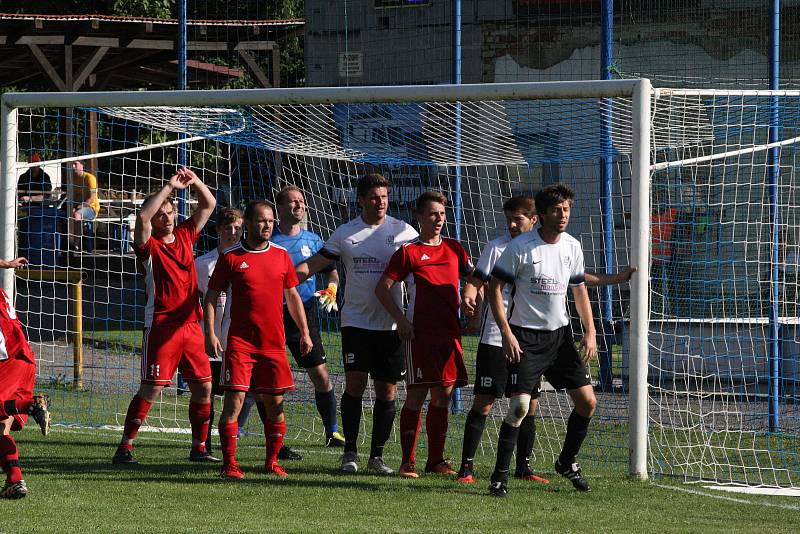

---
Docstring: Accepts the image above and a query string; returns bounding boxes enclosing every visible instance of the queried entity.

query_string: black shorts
[341,326,404,383]
[506,325,591,397]
[210,359,224,397]
[473,343,507,398]
[283,301,327,369]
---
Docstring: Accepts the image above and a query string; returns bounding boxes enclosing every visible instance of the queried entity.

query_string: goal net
[5,81,798,487]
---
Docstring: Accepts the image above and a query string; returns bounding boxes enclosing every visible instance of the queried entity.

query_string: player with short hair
[113,167,216,465]
[296,173,418,474]
[487,183,602,497]
[271,185,345,448]
[375,191,474,478]
[0,256,51,499]
[457,195,636,485]
[195,207,244,458]
[206,200,312,479]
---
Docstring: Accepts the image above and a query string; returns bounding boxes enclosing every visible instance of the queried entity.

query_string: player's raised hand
[314,283,338,312]
[300,332,313,356]
[168,171,191,191]
[580,332,598,363]
[397,316,415,342]
[178,167,200,186]
[206,333,223,359]
[502,331,523,363]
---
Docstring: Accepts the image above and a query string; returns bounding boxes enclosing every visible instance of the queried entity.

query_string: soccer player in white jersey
[487,183,606,497]
[296,173,418,474]
[195,207,244,458]
[376,191,474,478]
[457,196,635,485]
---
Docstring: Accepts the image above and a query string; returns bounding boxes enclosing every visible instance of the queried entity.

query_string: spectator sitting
[17,153,53,202]
[67,160,100,252]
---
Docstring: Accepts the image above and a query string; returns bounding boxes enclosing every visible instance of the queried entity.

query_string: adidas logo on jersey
[421,253,430,261]
[239,261,250,269]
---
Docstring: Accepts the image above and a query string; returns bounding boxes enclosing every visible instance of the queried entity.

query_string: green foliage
[112,0,173,18]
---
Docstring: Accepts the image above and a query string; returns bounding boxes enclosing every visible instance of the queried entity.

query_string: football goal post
[3,80,798,488]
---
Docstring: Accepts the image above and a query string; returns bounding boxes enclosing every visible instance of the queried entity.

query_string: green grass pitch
[4,426,799,533]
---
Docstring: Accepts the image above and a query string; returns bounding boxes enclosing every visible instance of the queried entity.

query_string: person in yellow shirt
[68,160,100,251]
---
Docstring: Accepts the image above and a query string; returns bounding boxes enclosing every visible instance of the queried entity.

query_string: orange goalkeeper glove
[314,283,338,312]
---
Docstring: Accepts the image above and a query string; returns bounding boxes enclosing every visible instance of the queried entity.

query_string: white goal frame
[0,79,653,479]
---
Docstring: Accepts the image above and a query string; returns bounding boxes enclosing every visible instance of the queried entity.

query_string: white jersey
[320,215,418,330]
[491,229,585,332]
[195,248,230,356]
[474,233,513,347]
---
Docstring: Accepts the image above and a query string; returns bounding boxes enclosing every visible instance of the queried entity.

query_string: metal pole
[629,79,651,480]
[177,0,188,222]
[451,0,463,414]
[599,0,615,391]
[0,103,17,298]
[768,0,781,432]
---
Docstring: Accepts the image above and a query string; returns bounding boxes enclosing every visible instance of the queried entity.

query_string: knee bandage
[504,394,532,427]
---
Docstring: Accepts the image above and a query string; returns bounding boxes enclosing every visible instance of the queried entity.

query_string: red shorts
[141,322,212,385]
[221,349,295,395]
[0,358,35,430]
[404,335,468,388]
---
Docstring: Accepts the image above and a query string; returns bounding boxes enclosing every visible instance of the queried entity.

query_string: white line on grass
[653,482,800,511]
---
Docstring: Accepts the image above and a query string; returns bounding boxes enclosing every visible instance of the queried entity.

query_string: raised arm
[585,266,637,287]
[374,275,414,341]
[183,168,216,233]
[134,178,179,247]
[571,283,597,363]
[203,288,223,358]
[285,286,313,355]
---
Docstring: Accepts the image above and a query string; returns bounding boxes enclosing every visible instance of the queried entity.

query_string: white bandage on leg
[504,393,532,427]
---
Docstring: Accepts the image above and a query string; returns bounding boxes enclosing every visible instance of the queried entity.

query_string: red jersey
[383,237,473,338]
[0,288,35,364]
[208,242,299,356]
[134,219,203,328]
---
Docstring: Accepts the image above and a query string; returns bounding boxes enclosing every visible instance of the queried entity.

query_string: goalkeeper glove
[314,283,338,312]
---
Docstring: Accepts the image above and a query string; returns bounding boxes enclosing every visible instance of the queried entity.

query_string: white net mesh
[9,83,800,487]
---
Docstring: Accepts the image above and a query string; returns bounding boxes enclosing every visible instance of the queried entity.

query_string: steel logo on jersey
[386,235,395,246]
[562,256,571,267]
[301,244,312,257]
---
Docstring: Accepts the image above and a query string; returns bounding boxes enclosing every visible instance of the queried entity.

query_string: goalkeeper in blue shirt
[271,185,345,447]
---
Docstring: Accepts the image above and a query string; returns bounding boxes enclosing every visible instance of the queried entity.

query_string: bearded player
[206,200,312,479]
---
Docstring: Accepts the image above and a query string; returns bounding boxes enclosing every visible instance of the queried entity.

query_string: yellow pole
[15,269,85,388]
[72,278,83,388]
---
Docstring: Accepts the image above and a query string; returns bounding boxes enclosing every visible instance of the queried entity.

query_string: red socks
[188,401,211,452]
[119,395,152,450]
[0,435,22,484]
[425,404,449,466]
[400,407,422,465]
[219,421,239,466]
[264,420,286,467]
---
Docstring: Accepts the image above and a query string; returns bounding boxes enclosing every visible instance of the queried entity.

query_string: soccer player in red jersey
[112,167,217,465]
[0,256,50,499]
[205,201,312,479]
[375,191,475,478]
